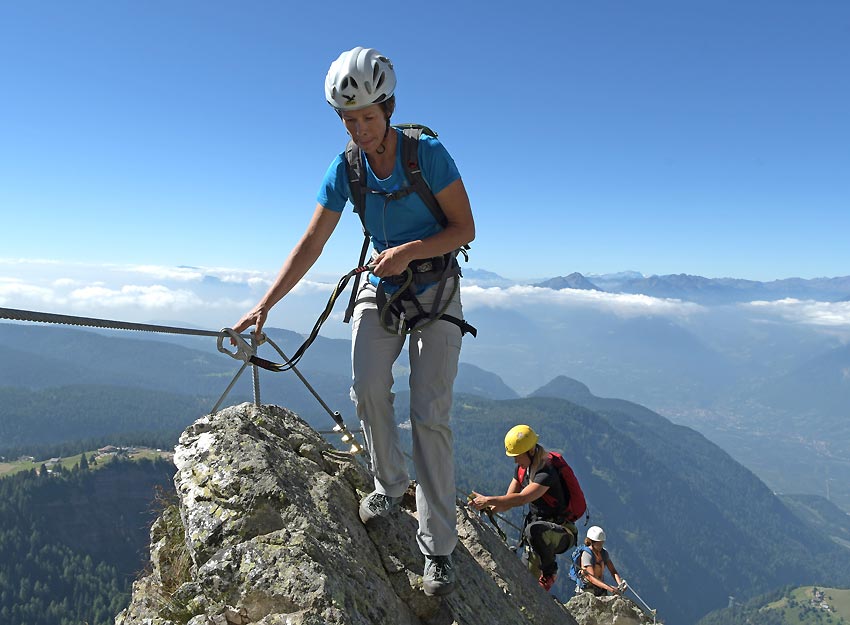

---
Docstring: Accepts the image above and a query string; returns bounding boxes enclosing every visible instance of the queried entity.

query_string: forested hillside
[0,385,208,457]
[698,586,850,625]
[0,457,175,625]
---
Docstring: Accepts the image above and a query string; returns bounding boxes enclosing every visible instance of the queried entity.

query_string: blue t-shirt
[317,128,461,252]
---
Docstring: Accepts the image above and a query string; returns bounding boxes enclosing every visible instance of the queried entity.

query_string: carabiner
[217,328,254,363]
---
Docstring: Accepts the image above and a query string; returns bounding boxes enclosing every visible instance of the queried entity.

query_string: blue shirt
[317,128,461,252]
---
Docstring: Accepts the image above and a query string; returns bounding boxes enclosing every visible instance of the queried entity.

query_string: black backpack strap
[343,235,370,323]
[343,139,370,323]
[345,138,368,232]
[397,125,448,229]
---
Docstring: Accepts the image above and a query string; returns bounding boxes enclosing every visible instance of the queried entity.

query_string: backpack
[569,546,593,588]
[517,451,587,523]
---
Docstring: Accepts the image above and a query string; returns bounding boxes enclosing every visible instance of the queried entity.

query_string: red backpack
[518,451,587,523]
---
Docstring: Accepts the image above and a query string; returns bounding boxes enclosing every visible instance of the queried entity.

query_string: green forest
[699,586,850,625]
[0,385,209,457]
[0,456,175,625]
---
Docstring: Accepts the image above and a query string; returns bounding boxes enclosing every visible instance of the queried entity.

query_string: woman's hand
[231,304,269,341]
[371,245,414,277]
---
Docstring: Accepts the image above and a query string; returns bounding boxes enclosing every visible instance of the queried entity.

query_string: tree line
[0,455,175,625]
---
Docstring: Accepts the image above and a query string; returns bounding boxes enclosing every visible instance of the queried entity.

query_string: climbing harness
[341,123,477,338]
[373,255,475,337]
[0,306,364,454]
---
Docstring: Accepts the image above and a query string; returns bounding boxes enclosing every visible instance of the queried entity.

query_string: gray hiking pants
[350,278,463,556]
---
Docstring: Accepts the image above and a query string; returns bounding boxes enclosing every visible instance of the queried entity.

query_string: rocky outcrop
[565,593,656,625]
[116,403,581,625]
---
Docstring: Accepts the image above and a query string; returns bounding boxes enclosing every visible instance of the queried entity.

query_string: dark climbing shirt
[515,459,568,522]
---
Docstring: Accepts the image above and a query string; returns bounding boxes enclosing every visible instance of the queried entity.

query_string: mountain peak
[119,403,614,624]
[535,273,602,292]
[531,376,594,400]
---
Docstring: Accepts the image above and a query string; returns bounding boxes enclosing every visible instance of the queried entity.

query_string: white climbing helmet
[325,47,396,111]
[587,526,606,542]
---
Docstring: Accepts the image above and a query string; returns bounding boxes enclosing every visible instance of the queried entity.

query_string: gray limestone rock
[564,592,657,625]
[118,403,609,624]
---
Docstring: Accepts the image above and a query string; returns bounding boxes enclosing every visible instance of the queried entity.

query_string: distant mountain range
[4,315,850,623]
[523,271,850,304]
[4,311,850,514]
[4,265,850,511]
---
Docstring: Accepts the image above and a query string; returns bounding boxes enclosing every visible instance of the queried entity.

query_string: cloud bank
[4,259,850,338]
[745,298,850,328]
[462,284,705,319]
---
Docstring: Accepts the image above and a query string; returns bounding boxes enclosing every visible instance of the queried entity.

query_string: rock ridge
[117,403,650,625]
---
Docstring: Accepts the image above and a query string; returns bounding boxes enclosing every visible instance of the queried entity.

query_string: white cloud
[462,285,705,318]
[68,284,203,310]
[745,298,850,327]
[0,281,58,305]
[123,265,206,281]
[52,278,83,287]
[120,264,273,286]
[290,278,340,295]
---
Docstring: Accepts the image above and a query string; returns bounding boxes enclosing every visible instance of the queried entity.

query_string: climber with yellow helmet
[470,425,579,592]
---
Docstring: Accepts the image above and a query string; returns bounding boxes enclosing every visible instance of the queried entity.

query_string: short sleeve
[418,134,461,195]
[316,153,351,212]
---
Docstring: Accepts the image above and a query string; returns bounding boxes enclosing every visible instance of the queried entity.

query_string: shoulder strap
[397,125,448,228]
[344,139,369,234]
[343,140,369,324]
[516,464,527,485]
[345,126,446,231]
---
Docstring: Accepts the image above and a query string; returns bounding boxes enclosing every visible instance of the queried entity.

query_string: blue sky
[2,1,849,305]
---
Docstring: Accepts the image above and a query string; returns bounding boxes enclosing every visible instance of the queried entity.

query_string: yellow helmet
[504,425,539,456]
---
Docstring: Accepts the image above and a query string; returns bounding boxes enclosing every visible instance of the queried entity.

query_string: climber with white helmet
[573,525,626,597]
[470,425,584,592]
[233,46,475,597]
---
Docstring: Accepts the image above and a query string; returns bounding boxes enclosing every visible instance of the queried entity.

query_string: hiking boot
[358,491,401,524]
[539,572,557,592]
[423,554,455,596]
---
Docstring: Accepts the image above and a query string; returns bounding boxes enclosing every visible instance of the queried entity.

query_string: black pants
[523,520,576,576]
